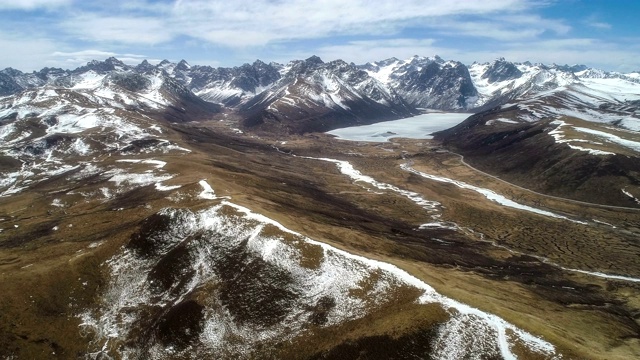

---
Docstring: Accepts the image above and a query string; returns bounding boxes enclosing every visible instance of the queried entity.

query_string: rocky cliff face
[238,56,417,134]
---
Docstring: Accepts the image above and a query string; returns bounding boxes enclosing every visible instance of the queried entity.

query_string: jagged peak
[252,59,267,66]
[135,59,156,73]
[1,67,24,76]
[377,57,400,65]
[75,57,130,74]
[405,55,444,66]
[175,59,191,70]
[552,64,588,73]
[305,55,324,65]
[328,59,350,67]
[482,58,523,83]
[104,57,126,66]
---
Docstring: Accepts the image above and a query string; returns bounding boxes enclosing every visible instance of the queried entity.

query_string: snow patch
[198,180,217,200]
[401,163,587,224]
[310,157,440,212]
[622,188,640,204]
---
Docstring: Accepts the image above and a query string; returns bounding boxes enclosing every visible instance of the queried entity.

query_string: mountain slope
[239,56,417,134]
[169,59,283,106]
[431,57,640,207]
[361,55,478,110]
[467,58,579,110]
[434,99,640,206]
[0,65,221,199]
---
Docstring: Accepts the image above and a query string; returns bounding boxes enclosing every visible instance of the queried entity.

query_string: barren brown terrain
[1,117,639,359]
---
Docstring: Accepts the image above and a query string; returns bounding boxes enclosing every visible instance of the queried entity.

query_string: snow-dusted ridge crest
[222,201,559,359]
[80,180,559,359]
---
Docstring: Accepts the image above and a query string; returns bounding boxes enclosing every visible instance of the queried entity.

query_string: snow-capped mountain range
[2,55,639,133]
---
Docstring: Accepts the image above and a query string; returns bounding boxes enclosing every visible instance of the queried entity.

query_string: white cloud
[427,15,570,41]
[55,0,532,47]
[588,21,612,30]
[584,14,612,30]
[169,0,530,46]
[51,50,119,58]
[437,21,547,41]
[60,14,172,45]
[0,32,60,70]
[49,50,152,68]
[0,0,70,10]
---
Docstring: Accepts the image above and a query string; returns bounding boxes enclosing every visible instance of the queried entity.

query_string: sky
[0,0,639,72]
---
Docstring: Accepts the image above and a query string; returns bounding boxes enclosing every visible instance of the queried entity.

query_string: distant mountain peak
[1,67,25,79]
[0,54,634,129]
[305,55,324,65]
[135,59,155,73]
[104,57,125,66]
[176,59,191,71]
[482,58,522,83]
[381,56,400,63]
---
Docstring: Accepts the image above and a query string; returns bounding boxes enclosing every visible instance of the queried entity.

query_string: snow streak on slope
[298,153,640,284]
[573,126,640,153]
[547,120,640,156]
[306,156,441,213]
[198,179,217,199]
[80,181,559,360]
[400,162,640,283]
[400,163,586,224]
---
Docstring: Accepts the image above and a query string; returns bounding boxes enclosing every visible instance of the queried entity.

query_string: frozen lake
[327,112,472,142]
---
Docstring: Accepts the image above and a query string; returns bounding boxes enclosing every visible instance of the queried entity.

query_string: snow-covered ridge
[3,55,640,126]
[500,75,640,131]
[548,120,616,156]
[80,180,560,359]
[467,60,579,108]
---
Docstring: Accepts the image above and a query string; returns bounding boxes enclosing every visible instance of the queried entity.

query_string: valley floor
[1,119,639,359]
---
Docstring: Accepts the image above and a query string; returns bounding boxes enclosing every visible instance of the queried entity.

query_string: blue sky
[0,0,638,72]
